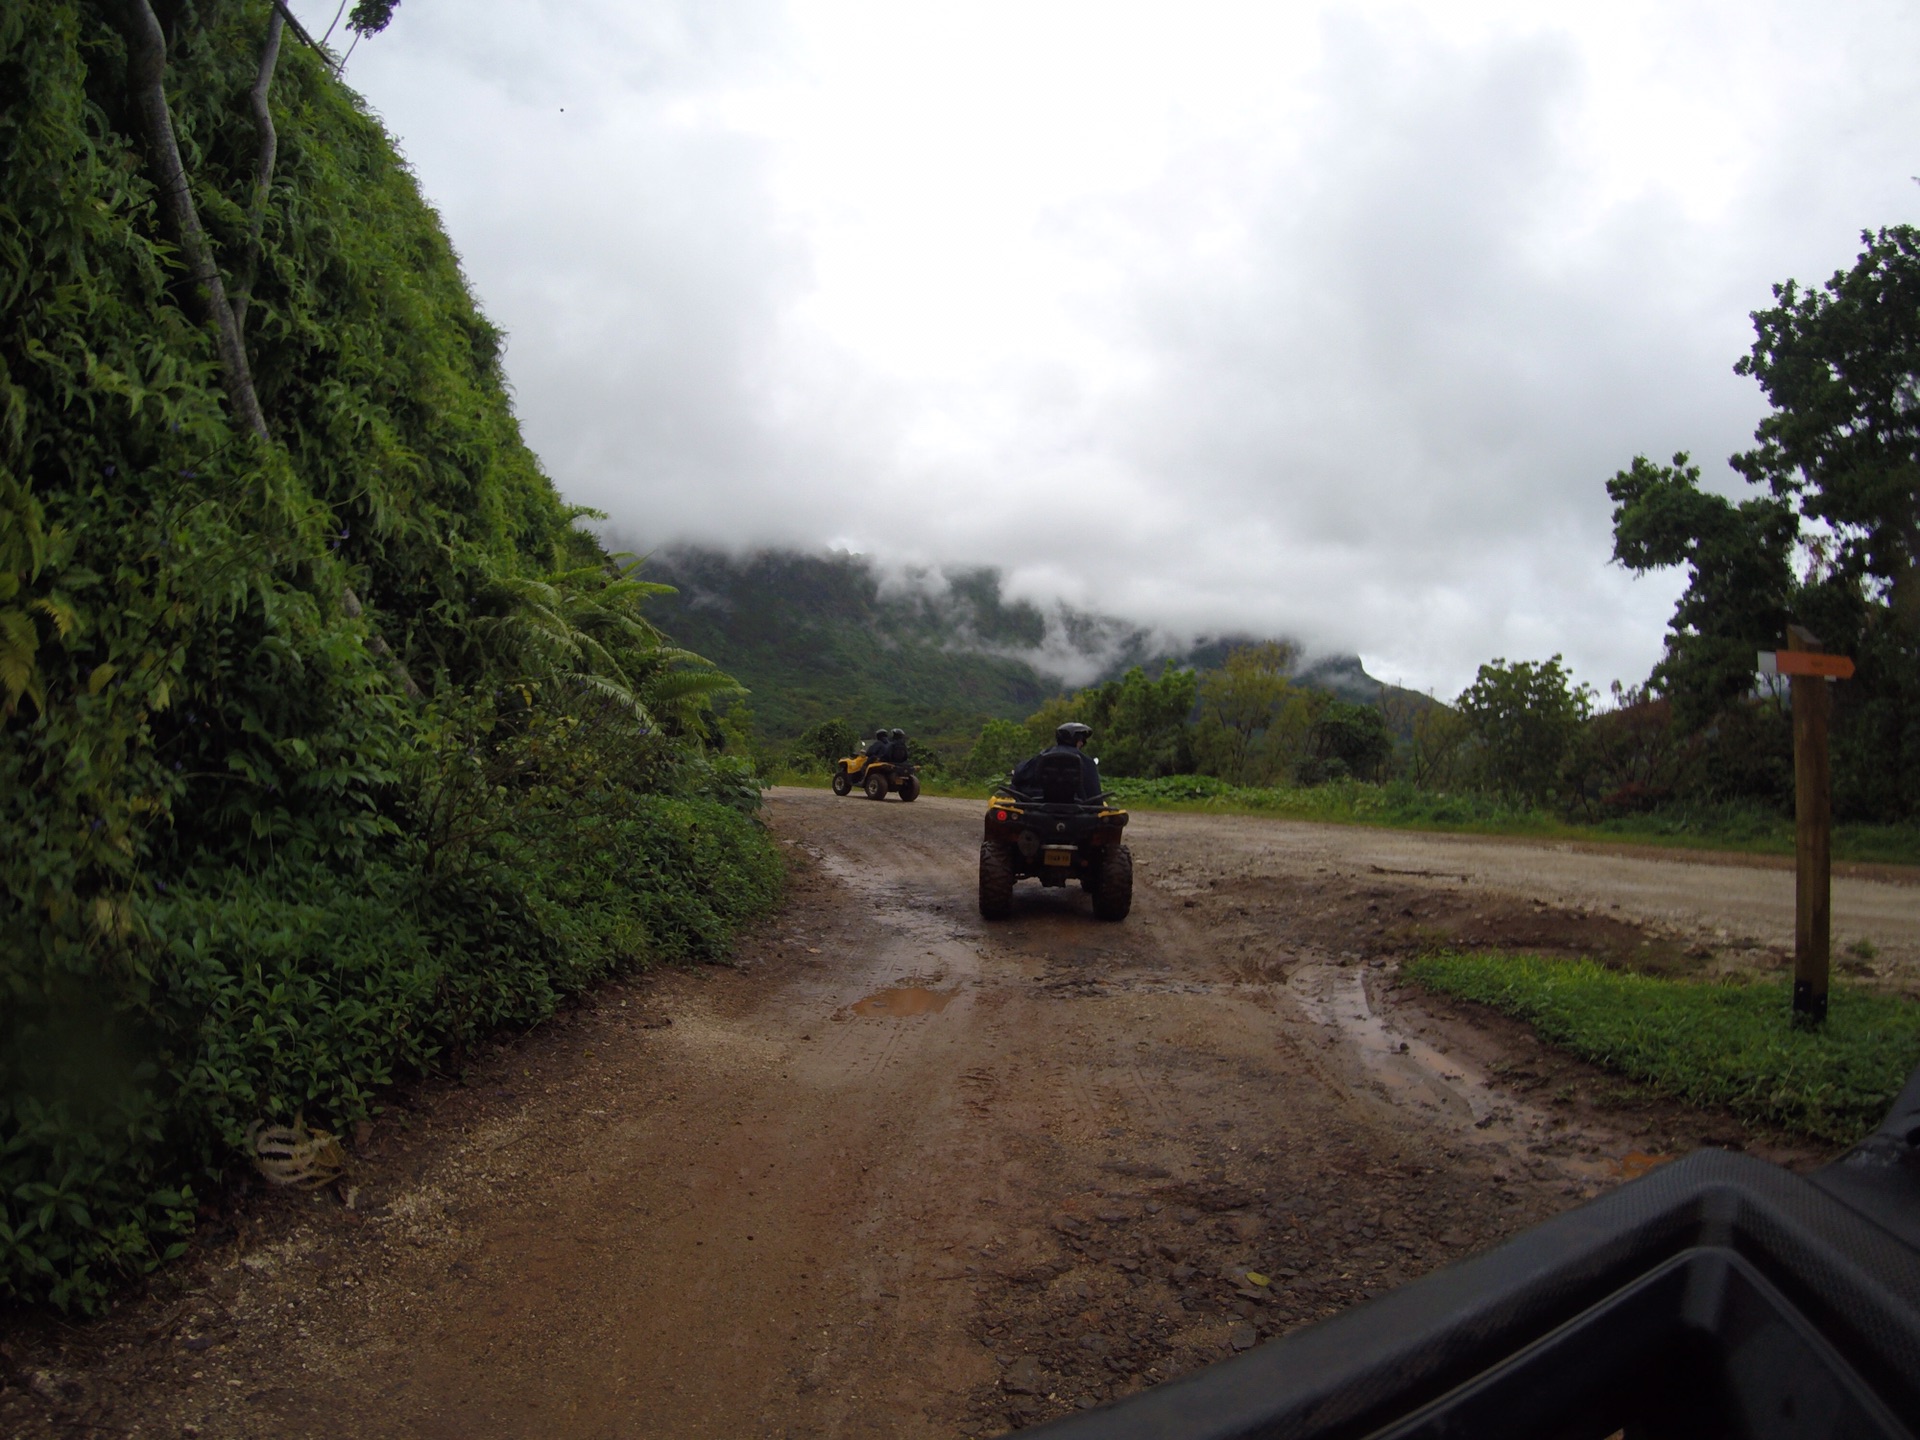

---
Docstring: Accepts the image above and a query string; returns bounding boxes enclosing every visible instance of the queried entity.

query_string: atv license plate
[1042,846,1075,866]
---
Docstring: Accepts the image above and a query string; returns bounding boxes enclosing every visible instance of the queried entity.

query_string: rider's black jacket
[864,737,889,761]
[886,736,910,763]
[1011,744,1103,800]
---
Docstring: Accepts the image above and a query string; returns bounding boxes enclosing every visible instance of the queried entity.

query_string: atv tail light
[993,809,1008,821]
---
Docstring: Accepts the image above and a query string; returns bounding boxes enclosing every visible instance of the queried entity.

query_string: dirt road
[7,791,1917,1438]
[1128,809,1918,982]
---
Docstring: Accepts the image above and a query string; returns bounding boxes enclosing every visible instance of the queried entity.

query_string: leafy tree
[1560,685,1683,816]
[1303,699,1393,783]
[1607,454,1798,729]
[966,718,1033,781]
[1191,643,1323,786]
[1093,663,1196,777]
[1734,227,1920,630]
[348,1,402,36]
[1023,690,1112,752]
[1405,702,1472,790]
[1607,227,1920,819]
[107,0,269,441]
[1456,656,1594,804]
[713,699,763,763]
[797,718,858,764]
[474,558,735,730]
[1011,660,1203,779]
[1011,665,1195,779]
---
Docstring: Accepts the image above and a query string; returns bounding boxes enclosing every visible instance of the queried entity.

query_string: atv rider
[886,728,910,764]
[1012,721,1104,801]
[851,728,890,779]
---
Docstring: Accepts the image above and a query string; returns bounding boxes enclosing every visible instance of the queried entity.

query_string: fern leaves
[476,557,740,732]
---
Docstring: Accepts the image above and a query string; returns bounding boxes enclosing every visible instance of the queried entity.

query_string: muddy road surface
[7,791,1917,1438]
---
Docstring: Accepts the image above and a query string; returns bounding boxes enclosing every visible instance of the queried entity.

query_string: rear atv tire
[864,770,890,800]
[831,771,853,796]
[1092,844,1133,921]
[978,842,1015,920]
[898,776,920,802]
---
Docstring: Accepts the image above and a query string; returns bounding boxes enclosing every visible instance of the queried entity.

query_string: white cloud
[302,0,1920,697]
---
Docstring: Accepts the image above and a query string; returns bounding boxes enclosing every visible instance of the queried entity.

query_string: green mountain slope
[638,546,1429,746]
[641,549,1057,745]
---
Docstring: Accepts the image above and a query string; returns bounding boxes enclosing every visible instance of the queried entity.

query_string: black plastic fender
[1027,1067,1920,1439]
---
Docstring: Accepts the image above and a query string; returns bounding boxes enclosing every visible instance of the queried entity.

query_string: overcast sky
[294,0,1920,698]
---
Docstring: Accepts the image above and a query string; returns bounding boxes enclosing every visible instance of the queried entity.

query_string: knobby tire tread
[1093,844,1133,921]
[979,841,1014,920]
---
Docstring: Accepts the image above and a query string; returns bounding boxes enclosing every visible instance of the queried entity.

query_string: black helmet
[1056,721,1093,746]
[890,728,905,739]
[875,729,889,741]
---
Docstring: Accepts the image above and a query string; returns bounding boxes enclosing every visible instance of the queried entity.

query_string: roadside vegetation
[1407,953,1920,1145]
[3,2,777,1310]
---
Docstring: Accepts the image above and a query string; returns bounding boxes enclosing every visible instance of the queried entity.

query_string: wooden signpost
[1757,627,1855,1025]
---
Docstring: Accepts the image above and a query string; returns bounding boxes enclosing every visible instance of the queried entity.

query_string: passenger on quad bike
[830,727,922,800]
[836,729,887,784]
[1011,721,1102,800]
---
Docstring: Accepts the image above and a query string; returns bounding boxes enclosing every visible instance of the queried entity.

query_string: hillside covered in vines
[1,0,779,1309]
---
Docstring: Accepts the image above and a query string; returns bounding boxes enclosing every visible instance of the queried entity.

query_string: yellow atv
[831,754,920,801]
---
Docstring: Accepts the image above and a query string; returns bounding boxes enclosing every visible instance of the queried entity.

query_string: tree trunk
[341,585,424,699]
[232,6,285,342]
[114,0,423,700]
[270,0,330,59]
[113,0,269,442]
[1895,511,1920,636]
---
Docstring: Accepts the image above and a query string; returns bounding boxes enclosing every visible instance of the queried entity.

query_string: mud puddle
[851,987,959,1017]
[1291,960,1658,1191]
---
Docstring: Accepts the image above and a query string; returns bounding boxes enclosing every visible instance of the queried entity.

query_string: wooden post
[1788,625,1831,1025]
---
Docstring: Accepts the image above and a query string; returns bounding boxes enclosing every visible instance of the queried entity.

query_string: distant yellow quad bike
[831,755,920,802]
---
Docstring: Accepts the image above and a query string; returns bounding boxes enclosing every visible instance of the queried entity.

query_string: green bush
[1099,773,1542,827]
[797,718,859,764]
[3,775,781,1312]
[1105,774,1242,803]
[1406,952,1920,1143]
[964,718,1033,781]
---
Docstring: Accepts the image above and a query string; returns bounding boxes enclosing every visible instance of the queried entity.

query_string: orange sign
[1758,650,1855,679]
